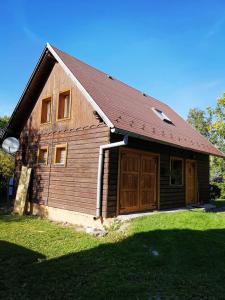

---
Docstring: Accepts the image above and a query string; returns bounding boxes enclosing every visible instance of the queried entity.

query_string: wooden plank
[140,155,157,210]
[119,150,140,213]
[13,166,32,215]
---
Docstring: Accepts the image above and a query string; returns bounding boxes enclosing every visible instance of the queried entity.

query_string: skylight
[152,107,174,125]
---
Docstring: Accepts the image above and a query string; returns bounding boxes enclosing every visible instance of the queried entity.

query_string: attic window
[152,107,174,125]
[41,97,52,124]
[57,90,71,120]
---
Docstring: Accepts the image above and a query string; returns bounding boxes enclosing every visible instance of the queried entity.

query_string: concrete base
[117,204,214,221]
[117,207,188,221]
[29,203,114,229]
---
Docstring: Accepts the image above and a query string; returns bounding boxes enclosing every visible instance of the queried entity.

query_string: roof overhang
[111,127,225,158]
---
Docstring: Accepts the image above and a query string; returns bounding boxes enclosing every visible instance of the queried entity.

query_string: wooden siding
[16,125,110,217]
[14,59,113,217]
[24,63,99,132]
[107,133,209,217]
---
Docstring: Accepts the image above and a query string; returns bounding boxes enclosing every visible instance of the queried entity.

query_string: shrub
[0,150,15,187]
[219,182,225,200]
[209,183,221,200]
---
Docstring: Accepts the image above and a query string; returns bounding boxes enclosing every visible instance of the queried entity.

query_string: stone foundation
[29,203,114,229]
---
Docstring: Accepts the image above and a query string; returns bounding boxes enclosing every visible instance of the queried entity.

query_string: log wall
[107,133,210,217]
[16,125,110,217]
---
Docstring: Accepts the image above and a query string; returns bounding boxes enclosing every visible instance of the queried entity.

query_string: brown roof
[5,44,224,157]
[51,45,224,157]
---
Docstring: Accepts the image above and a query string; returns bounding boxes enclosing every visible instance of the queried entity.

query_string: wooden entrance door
[186,160,197,205]
[119,149,158,213]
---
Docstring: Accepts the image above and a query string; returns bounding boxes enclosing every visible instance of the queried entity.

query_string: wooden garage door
[119,149,158,213]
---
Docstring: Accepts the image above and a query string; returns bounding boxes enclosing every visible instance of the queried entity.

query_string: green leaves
[187,95,225,180]
[0,150,14,182]
[187,108,210,139]
[0,115,14,186]
[0,116,9,129]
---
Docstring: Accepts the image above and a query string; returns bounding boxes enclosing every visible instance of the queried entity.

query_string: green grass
[1,211,225,299]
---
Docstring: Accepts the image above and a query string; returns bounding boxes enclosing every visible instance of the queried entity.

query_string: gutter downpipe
[94,133,128,220]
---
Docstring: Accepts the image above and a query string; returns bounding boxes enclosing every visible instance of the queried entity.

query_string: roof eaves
[112,127,225,158]
[184,120,225,157]
[46,43,114,129]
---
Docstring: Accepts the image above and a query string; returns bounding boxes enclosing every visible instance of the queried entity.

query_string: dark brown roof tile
[52,44,224,157]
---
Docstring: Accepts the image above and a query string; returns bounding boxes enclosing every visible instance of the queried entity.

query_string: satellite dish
[2,137,20,154]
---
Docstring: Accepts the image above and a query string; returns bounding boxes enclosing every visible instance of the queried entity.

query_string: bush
[0,150,15,186]
[209,183,221,200]
[219,182,225,200]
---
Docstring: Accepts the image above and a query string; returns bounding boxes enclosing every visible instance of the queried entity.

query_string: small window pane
[58,91,71,120]
[38,147,48,164]
[64,95,70,118]
[171,158,183,185]
[55,146,67,165]
[46,101,51,122]
[41,98,51,123]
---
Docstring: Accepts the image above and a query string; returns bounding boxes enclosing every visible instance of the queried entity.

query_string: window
[54,144,67,166]
[41,97,52,124]
[57,90,71,120]
[152,107,174,125]
[38,146,48,165]
[170,157,183,185]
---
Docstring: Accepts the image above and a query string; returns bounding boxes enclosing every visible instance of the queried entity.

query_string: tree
[0,115,9,129]
[187,108,211,139]
[0,115,14,188]
[0,150,14,182]
[207,94,225,180]
[187,96,225,181]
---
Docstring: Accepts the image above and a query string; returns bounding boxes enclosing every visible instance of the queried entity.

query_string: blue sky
[1,0,225,119]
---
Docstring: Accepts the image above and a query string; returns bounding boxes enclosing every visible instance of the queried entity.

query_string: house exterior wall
[16,125,110,217]
[107,133,210,217]
[25,63,99,132]
[15,62,111,218]
[14,59,210,220]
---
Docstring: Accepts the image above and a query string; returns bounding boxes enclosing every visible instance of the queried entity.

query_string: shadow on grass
[0,214,38,223]
[1,229,225,299]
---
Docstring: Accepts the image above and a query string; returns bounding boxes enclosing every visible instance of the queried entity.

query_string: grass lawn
[1,211,225,299]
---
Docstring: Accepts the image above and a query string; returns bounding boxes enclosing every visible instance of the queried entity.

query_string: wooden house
[4,44,224,226]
